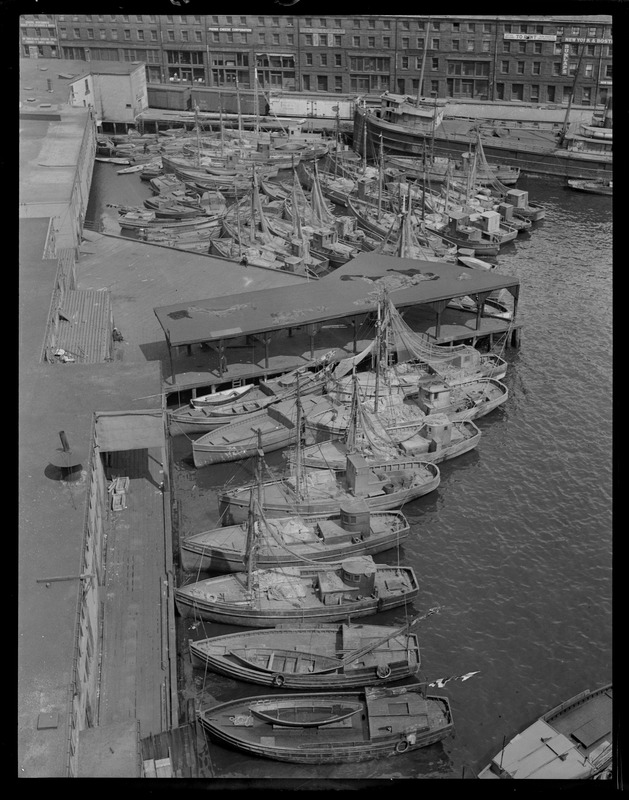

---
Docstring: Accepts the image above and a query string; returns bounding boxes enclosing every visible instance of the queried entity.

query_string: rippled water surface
[90,165,612,780]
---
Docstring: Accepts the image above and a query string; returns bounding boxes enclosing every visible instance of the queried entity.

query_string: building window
[137,30,145,41]
[318,75,328,91]
[415,56,422,69]
[124,29,131,40]
[334,34,342,46]
[536,25,544,34]
[431,80,439,93]
[556,26,564,36]
[303,74,310,90]
[547,85,555,102]
[136,15,142,22]
[335,54,342,67]
[452,39,460,51]
[417,21,425,30]
[287,34,294,45]
[368,36,375,47]
[532,61,540,75]
[212,16,219,24]
[59,27,67,38]
[195,31,202,43]
[588,27,597,37]
[483,23,491,33]
[431,57,439,70]
[496,82,504,99]
[320,18,327,27]
[607,45,612,57]
[432,21,440,30]
[605,64,612,78]
[501,60,509,73]
[512,83,524,101]
[466,40,474,51]
[552,62,561,76]
[452,22,460,31]
[584,63,593,78]
[569,43,579,55]
[571,27,579,35]
[99,29,106,39]
[320,53,327,66]
[432,38,439,49]
[553,43,562,55]
[305,18,312,26]
[272,17,280,26]
[353,36,360,47]
[417,38,424,48]
[518,41,526,53]
[568,62,577,76]
[257,33,264,44]
[368,19,375,29]
[353,19,360,28]
[193,16,201,24]
[73,28,80,37]
[383,19,391,29]
[402,37,409,48]
[226,32,233,43]
[482,40,490,52]
[319,34,328,46]
[335,75,343,91]
[167,30,175,42]
[534,42,542,54]
[504,24,511,33]
[272,34,280,45]
[240,16,247,24]
[287,18,295,27]
[401,56,409,69]
[503,41,511,53]
[87,28,94,39]
[517,61,525,74]
[305,53,313,65]
[225,16,232,24]
[402,20,410,30]
[305,34,313,46]
[111,30,118,40]
[257,16,264,25]
[468,23,475,32]
[586,44,595,56]
[582,87,592,105]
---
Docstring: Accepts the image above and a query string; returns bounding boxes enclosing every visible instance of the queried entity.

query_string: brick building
[20,14,613,107]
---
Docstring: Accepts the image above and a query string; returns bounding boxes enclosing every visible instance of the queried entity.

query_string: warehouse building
[20,14,612,109]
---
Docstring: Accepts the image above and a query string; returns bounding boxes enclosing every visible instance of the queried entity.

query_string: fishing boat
[504,189,546,222]
[191,394,323,467]
[478,683,612,780]
[414,376,509,420]
[291,412,481,472]
[95,156,132,165]
[197,684,453,763]
[447,295,513,320]
[181,502,410,572]
[386,149,520,186]
[218,445,440,525]
[117,164,146,175]
[188,612,432,689]
[567,178,613,196]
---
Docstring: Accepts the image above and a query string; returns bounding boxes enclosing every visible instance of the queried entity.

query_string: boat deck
[548,688,612,751]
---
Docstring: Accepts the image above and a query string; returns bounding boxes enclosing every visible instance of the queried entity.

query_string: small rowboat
[117,164,146,174]
[249,698,363,727]
[191,384,255,408]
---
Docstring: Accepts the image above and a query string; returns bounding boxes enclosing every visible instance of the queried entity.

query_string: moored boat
[188,614,432,689]
[478,683,612,779]
[181,502,410,572]
[567,178,612,196]
[197,684,453,763]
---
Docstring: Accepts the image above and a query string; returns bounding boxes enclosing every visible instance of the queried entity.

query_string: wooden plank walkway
[98,446,170,739]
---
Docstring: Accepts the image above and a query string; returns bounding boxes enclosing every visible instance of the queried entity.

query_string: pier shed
[154,252,520,393]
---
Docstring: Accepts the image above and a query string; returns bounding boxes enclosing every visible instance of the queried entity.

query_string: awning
[95,411,164,452]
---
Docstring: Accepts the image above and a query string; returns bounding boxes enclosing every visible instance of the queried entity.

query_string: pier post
[511,327,521,348]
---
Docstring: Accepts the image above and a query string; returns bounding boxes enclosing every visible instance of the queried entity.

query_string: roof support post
[352,317,357,354]
[474,291,493,331]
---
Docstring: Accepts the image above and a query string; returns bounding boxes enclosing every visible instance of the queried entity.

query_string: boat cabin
[474,210,501,233]
[316,555,377,605]
[399,413,452,455]
[505,189,529,209]
[315,499,372,543]
[377,92,447,132]
[497,202,516,222]
[415,379,452,414]
[365,688,432,738]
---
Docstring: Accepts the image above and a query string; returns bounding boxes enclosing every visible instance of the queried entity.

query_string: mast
[346,369,360,455]
[559,45,585,144]
[254,63,260,137]
[334,104,340,176]
[194,103,200,169]
[293,380,303,500]
[236,80,243,139]
[416,15,431,104]
[219,92,224,157]
[245,430,264,593]
[377,132,383,221]
[362,111,368,174]
[430,91,437,166]
[373,297,381,413]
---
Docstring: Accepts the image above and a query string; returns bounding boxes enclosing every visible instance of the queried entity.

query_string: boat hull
[188,623,421,689]
[355,108,612,182]
[197,689,453,763]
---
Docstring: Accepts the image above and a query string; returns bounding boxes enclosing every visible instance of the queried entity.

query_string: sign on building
[561,44,570,75]
[504,33,557,41]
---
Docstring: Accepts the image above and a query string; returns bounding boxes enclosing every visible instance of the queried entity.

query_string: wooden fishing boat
[447,295,513,320]
[192,394,323,467]
[197,684,453,763]
[181,503,410,572]
[567,178,612,196]
[478,683,612,780]
[218,451,440,525]
[192,384,255,407]
[413,376,509,420]
[188,354,335,419]
[290,414,481,471]
[386,153,520,186]
[117,164,146,174]
[175,553,419,625]
[188,614,429,689]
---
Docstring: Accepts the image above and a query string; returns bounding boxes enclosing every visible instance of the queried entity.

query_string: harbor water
[88,164,612,780]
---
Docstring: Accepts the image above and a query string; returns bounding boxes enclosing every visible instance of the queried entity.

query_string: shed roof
[154,251,519,348]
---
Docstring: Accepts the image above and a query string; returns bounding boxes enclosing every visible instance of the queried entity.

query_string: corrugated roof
[154,251,519,347]
[53,289,112,362]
